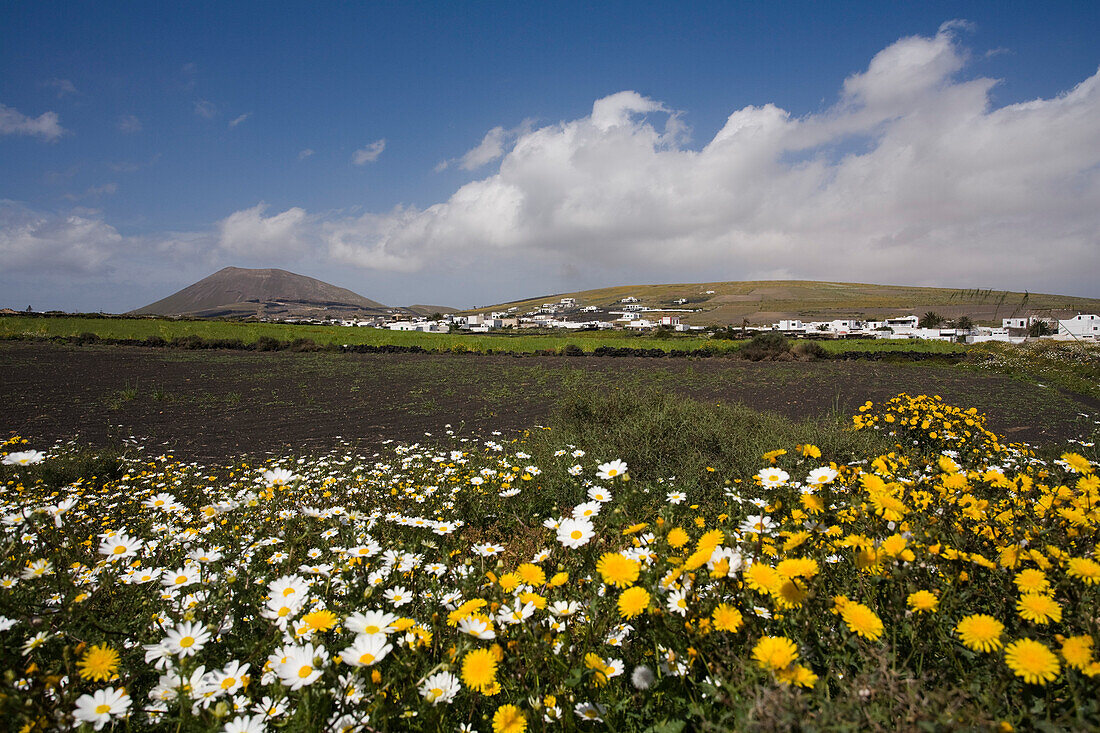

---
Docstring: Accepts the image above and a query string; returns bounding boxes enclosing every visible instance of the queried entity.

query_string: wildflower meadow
[1,392,1098,731]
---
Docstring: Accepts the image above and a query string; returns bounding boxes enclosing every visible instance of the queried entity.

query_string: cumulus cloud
[436,120,536,171]
[352,139,386,165]
[316,24,1100,296]
[217,203,309,259]
[0,103,65,141]
[0,201,123,274]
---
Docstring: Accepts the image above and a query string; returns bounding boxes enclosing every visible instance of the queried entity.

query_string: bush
[253,336,283,351]
[738,332,790,361]
[791,340,828,360]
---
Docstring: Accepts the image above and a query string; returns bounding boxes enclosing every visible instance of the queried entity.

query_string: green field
[0,315,967,356]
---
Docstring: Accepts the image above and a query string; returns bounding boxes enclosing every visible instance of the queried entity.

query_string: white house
[659,316,680,326]
[1056,314,1100,340]
[621,296,639,303]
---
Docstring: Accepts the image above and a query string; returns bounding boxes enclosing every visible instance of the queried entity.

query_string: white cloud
[298,148,315,160]
[0,103,65,141]
[217,203,309,259]
[229,113,250,128]
[437,120,536,171]
[193,99,217,118]
[118,114,142,133]
[0,201,123,274]
[315,25,1100,297]
[352,139,386,165]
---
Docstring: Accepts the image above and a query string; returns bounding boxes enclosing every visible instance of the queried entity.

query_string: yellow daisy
[1004,639,1060,685]
[955,614,1004,652]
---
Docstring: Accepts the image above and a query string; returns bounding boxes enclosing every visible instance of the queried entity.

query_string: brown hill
[130,267,402,319]
[468,280,1100,326]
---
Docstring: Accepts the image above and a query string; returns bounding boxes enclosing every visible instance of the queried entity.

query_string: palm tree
[919,311,944,329]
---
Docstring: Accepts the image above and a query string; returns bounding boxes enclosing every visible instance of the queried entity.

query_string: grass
[964,341,1100,401]
[0,314,970,356]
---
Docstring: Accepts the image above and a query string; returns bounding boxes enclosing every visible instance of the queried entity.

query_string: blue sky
[2,1,1099,311]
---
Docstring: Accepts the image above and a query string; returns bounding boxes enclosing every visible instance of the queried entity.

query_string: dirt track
[1,341,1095,460]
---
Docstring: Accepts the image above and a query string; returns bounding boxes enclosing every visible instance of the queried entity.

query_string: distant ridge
[130,267,403,319]
[466,280,1100,326]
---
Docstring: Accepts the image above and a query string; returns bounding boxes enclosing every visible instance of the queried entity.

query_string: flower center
[179,636,194,648]
[297,665,313,678]
[95,704,111,714]
[364,625,380,634]
[571,530,583,540]
[359,653,375,665]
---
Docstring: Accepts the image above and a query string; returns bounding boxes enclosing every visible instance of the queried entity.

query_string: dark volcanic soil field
[1,342,1096,460]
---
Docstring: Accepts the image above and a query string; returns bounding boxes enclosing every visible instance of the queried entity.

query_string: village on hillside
[303,295,1100,344]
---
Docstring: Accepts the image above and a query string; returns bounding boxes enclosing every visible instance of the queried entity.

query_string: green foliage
[918,312,944,329]
[738,332,790,361]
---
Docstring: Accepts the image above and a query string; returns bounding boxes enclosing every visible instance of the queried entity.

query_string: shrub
[791,340,828,360]
[738,332,790,361]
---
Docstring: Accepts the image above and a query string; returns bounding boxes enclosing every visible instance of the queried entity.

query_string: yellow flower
[498,573,521,593]
[955,614,1004,652]
[596,552,640,588]
[711,603,744,632]
[516,563,546,587]
[77,643,120,682]
[796,443,821,458]
[549,572,568,587]
[1016,593,1062,625]
[492,704,527,733]
[1060,452,1093,474]
[1004,639,1060,685]
[775,663,818,688]
[1013,569,1049,594]
[622,522,648,535]
[906,590,939,614]
[666,527,689,548]
[762,449,787,465]
[461,648,498,693]
[776,557,818,579]
[752,636,798,671]
[840,602,884,641]
[744,563,783,595]
[1066,557,1100,585]
[697,529,724,552]
[584,653,614,686]
[300,609,338,633]
[617,586,651,619]
[1060,635,1094,670]
[448,599,488,626]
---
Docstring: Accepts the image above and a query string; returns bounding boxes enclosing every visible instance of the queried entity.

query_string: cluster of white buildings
[773,314,1100,344]
[328,295,1100,344]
